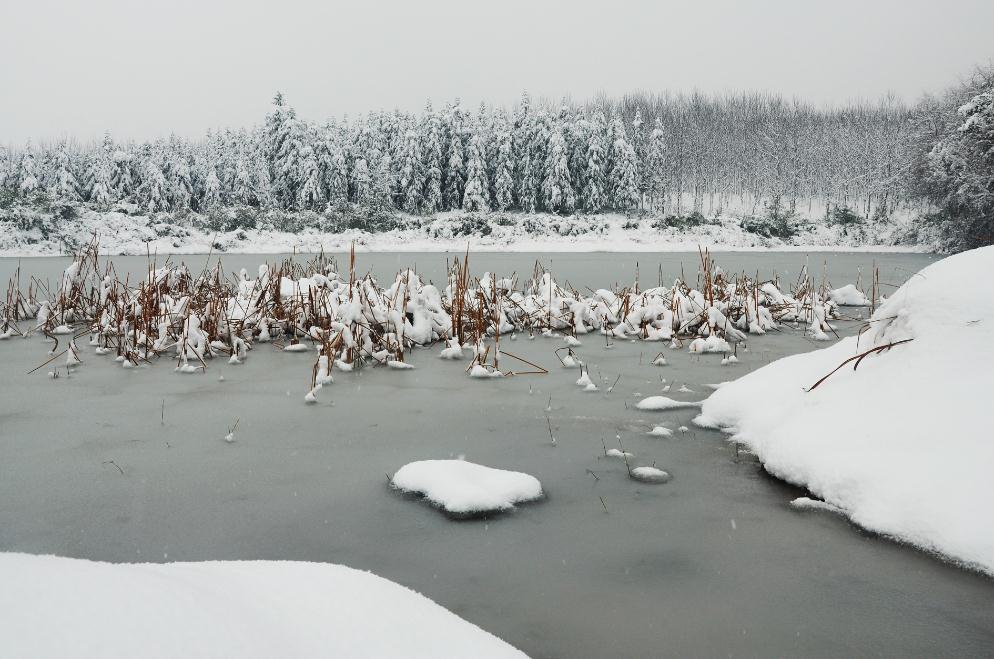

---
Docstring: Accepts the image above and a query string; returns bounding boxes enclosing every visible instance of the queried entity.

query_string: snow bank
[0,553,527,659]
[392,460,543,515]
[0,207,931,257]
[697,247,994,574]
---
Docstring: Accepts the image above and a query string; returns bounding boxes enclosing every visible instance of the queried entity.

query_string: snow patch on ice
[391,460,543,515]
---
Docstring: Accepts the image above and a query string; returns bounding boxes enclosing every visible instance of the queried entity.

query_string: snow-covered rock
[391,460,543,515]
[697,247,994,574]
[0,553,526,659]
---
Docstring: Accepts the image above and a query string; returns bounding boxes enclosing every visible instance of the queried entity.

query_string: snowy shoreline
[0,207,937,257]
[696,246,994,575]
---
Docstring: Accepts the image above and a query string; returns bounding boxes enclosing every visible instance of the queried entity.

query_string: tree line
[2,68,992,248]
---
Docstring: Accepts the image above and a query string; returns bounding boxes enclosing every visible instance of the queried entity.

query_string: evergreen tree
[327,148,348,203]
[542,127,575,214]
[443,109,465,210]
[512,91,531,207]
[0,147,11,192]
[582,133,606,212]
[421,106,443,214]
[351,157,371,204]
[373,153,394,207]
[17,142,39,195]
[296,144,322,210]
[644,117,667,212]
[397,128,425,213]
[232,158,254,206]
[137,155,169,213]
[202,166,221,211]
[522,112,549,210]
[49,143,81,201]
[610,136,640,211]
[111,148,135,198]
[492,125,514,212]
[462,131,490,212]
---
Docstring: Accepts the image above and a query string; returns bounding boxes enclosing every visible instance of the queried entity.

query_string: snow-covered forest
[2,65,992,252]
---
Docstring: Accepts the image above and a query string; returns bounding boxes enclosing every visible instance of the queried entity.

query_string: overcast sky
[3,0,993,145]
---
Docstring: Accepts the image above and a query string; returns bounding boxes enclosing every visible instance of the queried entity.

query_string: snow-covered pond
[2,251,991,658]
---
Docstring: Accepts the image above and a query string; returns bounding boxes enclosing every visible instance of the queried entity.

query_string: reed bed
[0,241,862,396]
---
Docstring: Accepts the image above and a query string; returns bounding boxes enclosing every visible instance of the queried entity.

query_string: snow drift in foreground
[0,553,527,659]
[392,460,543,514]
[697,246,994,574]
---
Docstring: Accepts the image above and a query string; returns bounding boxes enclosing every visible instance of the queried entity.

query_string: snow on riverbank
[392,460,543,514]
[696,246,994,574]
[0,553,527,659]
[0,207,932,256]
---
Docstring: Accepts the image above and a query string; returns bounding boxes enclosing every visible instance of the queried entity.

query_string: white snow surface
[0,553,527,659]
[392,460,543,514]
[697,246,994,574]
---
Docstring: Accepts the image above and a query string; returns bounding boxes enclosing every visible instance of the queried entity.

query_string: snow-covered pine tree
[327,148,348,204]
[492,123,514,212]
[49,143,81,201]
[609,136,640,212]
[232,158,254,206]
[17,142,40,196]
[264,93,306,209]
[512,91,531,207]
[351,157,371,204]
[397,128,425,213]
[373,153,394,207]
[519,153,537,213]
[296,143,322,210]
[582,131,606,213]
[111,148,135,199]
[0,147,11,193]
[605,114,627,181]
[462,130,490,212]
[202,166,221,211]
[542,127,575,214]
[421,105,443,214]
[87,152,114,207]
[164,137,193,210]
[137,153,169,213]
[443,105,465,210]
[523,111,550,210]
[644,117,667,213]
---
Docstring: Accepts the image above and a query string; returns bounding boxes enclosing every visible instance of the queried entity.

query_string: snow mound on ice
[283,342,309,352]
[0,553,527,659]
[630,466,671,483]
[635,395,702,411]
[698,247,994,574]
[392,460,543,514]
[828,283,870,306]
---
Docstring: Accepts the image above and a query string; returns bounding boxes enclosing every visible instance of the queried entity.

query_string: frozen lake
[2,251,992,658]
